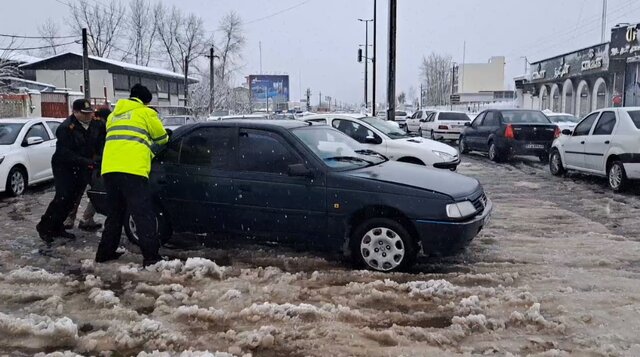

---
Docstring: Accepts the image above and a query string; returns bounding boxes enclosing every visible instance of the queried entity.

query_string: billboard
[248,75,289,103]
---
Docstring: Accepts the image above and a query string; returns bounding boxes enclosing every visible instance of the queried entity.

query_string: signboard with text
[610,23,640,59]
[248,75,290,103]
[529,43,609,83]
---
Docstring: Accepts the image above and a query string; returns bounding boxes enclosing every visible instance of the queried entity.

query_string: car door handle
[238,185,252,192]
[604,140,610,144]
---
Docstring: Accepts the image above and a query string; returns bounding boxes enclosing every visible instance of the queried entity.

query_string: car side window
[25,123,50,141]
[472,113,485,128]
[332,119,378,143]
[592,111,616,135]
[237,129,301,175]
[483,112,498,127]
[415,111,423,119]
[179,127,234,169]
[46,121,60,138]
[573,113,599,136]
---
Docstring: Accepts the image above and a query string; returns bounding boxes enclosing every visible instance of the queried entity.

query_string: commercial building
[447,56,515,111]
[518,23,640,117]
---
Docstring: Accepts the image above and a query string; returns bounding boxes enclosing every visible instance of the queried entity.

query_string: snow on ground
[1,154,640,355]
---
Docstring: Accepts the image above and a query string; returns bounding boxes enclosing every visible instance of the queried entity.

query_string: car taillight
[438,125,448,130]
[505,124,515,140]
[554,126,560,138]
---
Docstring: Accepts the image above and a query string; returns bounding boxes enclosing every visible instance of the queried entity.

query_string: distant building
[458,56,506,93]
[20,52,197,108]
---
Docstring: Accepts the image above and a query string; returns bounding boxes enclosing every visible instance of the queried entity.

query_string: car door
[46,121,61,138]
[477,111,498,152]
[152,126,237,234]
[23,122,55,181]
[232,128,326,243]
[465,112,484,150]
[562,112,599,170]
[331,118,387,155]
[584,110,617,173]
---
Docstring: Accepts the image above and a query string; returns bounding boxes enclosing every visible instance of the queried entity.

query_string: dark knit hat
[130,83,153,104]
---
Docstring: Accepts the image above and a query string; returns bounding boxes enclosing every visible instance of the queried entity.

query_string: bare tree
[217,12,245,84]
[38,18,67,56]
[124,0,157,65]
[420,53,452,106]
[69,0,126,58]
[397,91,406,105]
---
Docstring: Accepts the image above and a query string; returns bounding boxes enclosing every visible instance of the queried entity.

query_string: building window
[130,76,141,86]
[158,80,169,93]
[141,77,156,93]
[171,81,179,95]
[178,83,184,96]
[113,73,129,91]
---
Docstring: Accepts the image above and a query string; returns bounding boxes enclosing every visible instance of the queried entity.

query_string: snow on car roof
[0,117,61,124]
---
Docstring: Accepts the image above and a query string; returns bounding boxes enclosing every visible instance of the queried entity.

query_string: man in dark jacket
[37,99,106,243]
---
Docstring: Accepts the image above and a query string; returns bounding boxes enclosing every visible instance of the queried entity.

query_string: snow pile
[451,314,490,332]
[84,274,102,288]
[0,312,78,348]
[147,258,225,280]
[218,289,242,301]
[34,352,84,357]
[229,325,278,350]
[31,295,64,316]
[80,318,186,351]
[174,305,227,324]
[405,280,457,300]
[119,264,142,279]
[240,302,329,322]
[2,266,66,283]
[88,288,120,307]
[455,295,483,315]
[137,351,237,357]
[509,303,566,333]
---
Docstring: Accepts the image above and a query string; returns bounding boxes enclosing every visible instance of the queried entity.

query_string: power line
[0,33,78,40]
[0,40,79,51]
[245,0,312,25]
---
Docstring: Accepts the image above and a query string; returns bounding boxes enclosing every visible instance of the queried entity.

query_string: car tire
[418,128,423,137]
[488,142,502,162]
[124,207,172,246]
[608,160,628,192]
[549,150,565,176]
[350,218,417,272]
[6,166,26,197]
[430,130,436,140]
[459,137,469,154]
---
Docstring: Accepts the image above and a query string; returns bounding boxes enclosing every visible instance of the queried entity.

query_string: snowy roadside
[1,155,640,356]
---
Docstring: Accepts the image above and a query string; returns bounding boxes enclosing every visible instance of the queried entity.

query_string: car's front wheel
[430,130,436,140]
[608,160,628,192]
[6,166,26,197]
[124,208,172,246]
[350,218,417,272]
[459,136,469,154]
[549,150,565,176]
[488,142,502,162]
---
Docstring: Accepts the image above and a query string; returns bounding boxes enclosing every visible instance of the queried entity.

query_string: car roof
[0,117,60,124]
[545,112,576,116]
[303,113,368,120]
[185,119,310,130]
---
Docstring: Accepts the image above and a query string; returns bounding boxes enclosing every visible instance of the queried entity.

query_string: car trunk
[438,120,469,131]
[511,124,556,141]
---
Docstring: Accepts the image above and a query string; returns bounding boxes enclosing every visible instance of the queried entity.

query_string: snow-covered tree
[420,53,453,106]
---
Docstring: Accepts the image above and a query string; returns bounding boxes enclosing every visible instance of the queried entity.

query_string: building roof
[20,52,197,81]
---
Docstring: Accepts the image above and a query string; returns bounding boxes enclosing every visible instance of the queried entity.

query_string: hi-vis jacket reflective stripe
[101,98,168,178]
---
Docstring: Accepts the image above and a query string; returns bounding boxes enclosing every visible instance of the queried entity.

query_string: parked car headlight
[446,200,477,219]
[432,150,455,161]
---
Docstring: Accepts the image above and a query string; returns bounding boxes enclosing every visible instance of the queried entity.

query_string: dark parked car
[88,120,492,272]
[459,109,559,162]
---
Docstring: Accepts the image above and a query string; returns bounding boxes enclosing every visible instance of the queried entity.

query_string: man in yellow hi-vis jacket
[95,84,168,266]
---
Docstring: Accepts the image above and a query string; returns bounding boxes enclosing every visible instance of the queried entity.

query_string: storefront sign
[531,63,546,80]
[554,63,570,78]
[611,24,640,59]
[529,43,609,83]
[581,49,604,71]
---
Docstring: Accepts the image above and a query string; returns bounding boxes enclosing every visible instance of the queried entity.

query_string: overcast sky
[3,0,640,105]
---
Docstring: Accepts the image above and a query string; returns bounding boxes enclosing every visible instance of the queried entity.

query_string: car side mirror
[288,163,314,178]
[165,128,173,137]
[464,122,471,127]
[561,129,572,135]
[23,136,44,146]
[364,136,382,144]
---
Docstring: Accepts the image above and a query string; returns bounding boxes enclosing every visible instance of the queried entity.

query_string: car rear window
[395,111,407,116]
[439,112,470,121]
[628,111,640,129]
[501,111,551,124]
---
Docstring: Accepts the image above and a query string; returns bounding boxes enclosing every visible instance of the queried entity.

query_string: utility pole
[184,58,189,107]
[358,19,372,112]
[450,62,455,110]
[601,0,608,43]
[419,83,423,109]
[82,28,90,100]
[306,88,311,111]
[319,91,322,110]
[387,0,397,122]
[259,41,263,74]
[461,41,466,93]
[372,0,377,116]
[205,47,218,114]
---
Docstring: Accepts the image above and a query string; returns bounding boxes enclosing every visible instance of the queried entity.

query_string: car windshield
[439,112,471,121]
[361,117,408,139]
[628,111,640,129]
[548,115,579,123]
[0,123,25,145]
[292,126,386,170]
[501,111,551,124]
[162,117,186,126]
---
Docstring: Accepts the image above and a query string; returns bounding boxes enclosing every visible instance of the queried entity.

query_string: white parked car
[550,107,640,191]
[419,111,471,141]
[393,110,409,129]
[544,112,580,132]
[406,109,434,133]
[0,118,62,196]
[302,114,460,170]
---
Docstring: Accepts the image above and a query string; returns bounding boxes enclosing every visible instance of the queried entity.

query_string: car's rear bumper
[497,139,552,156]
[414,198,492,256]
[433,130,462,140]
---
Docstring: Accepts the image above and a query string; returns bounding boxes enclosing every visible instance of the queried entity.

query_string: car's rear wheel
[6,166,26,197]
[608,160,628,192]
[549,150,565,176]
[124,207,172,246]
[459,136,469,154]
[430,130,436,140]
[488,142,502,162]
[350,218,417,272]
[418,128,423,137]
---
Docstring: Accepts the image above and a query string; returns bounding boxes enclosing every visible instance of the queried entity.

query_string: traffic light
[358,48,363,63]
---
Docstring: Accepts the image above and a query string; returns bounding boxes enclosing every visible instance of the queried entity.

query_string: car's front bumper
[414,198,492,256]
[433,157,461,171]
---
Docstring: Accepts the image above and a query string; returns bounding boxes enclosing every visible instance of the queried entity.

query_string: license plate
[526,144,545,149]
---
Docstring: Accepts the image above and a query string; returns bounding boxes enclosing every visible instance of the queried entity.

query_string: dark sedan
[459,109,559,162]
[88,120,492,272]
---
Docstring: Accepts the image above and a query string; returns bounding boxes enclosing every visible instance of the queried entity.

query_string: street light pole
[358,18,373,112]
[372,0,377,116]
[387,0,397,122]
